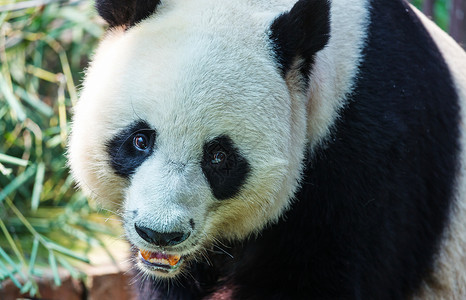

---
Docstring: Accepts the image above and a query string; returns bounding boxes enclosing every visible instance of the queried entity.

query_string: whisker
[212,243,234,259]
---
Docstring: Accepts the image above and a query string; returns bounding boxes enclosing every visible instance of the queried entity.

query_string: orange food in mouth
[139,249,181,267]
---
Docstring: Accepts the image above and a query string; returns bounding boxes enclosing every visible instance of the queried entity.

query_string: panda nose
[134,224,190,247]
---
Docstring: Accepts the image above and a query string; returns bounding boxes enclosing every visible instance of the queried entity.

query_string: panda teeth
[148,257,170,265]
[139,249,182,267]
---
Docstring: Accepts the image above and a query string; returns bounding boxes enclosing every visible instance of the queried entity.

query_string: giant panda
[68,0,466,299]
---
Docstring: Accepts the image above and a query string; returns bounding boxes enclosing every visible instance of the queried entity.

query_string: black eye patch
[201,135,250,200]
[106,120,156,178]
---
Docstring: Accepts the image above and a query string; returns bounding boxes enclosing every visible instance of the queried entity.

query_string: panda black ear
[269,0,331,79]
[96,0,161,28]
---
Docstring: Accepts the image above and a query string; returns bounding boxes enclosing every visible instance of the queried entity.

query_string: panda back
[411,5,466,299]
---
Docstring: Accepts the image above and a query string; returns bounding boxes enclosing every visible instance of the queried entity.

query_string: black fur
[201,136,250,200]
[96,0,161,27]
[132,245,224,300]
[107,120,156,178]
[269,0,331,80]
[134,224,190,246]
[136,0,460,299]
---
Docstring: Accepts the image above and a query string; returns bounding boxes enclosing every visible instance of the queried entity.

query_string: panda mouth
[138,249,183,272]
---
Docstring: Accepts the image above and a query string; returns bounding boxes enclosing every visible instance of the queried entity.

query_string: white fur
[68,0,368,277]
[70,0,298,263]
[410,6,466,299]
[306,0,369,149]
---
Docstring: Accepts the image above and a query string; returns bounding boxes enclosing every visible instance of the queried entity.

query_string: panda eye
[133,133,149,151]
[211,151,227,164]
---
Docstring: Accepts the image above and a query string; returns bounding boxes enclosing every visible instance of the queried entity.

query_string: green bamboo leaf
[45,240,90,263]
[58,50,78,106]
[0,259,22,289]
[0,0,114,292]
[29,283,38,297]
[55,174,74,203]
[75,219,117,235]
[48,250,61,286]
[0,12,8,23]
[0,223,28,279]
[15,86,54,117]
[26,65,58,83]
[27,238,39,276]
[0,105,8,120]
[31,41,43,91]
[0,153,29,167]
[43,126,61,136]
[45,134,63,148]
[31,162,45,211]
[0,0,64,13]
[0,165,36,204]
[0,75,26,122]
[31,268,43,277]
[56,255,80,278]
[0,247,17,270]
[0,247,26,282]
[58,7,104,38]
[19,280,32,294]
[62,224,100,247]
[2,199,44,273]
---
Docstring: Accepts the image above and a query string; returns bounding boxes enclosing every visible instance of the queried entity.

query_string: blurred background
[0,0,464,298]
[0,1,120,298]
[412,0,465,43]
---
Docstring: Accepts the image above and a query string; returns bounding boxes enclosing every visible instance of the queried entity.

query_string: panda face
[69,1,313,278]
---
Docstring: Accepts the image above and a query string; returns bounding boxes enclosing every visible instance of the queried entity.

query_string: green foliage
[0,0,116,297]
[434,0,449,31]
[412,0,450,30]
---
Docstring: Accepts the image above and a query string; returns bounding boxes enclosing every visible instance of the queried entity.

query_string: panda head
[69,0,329,278]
